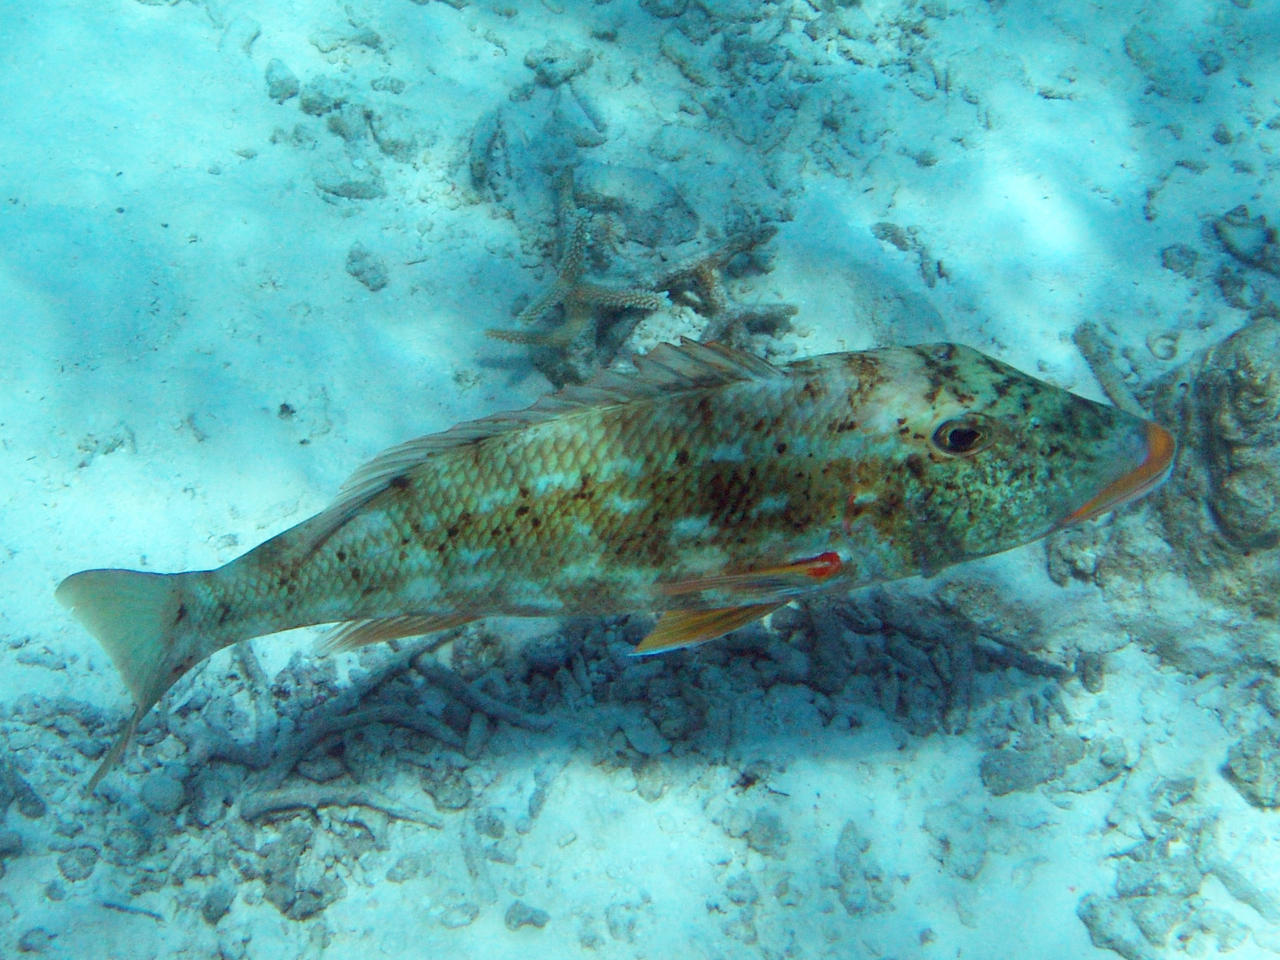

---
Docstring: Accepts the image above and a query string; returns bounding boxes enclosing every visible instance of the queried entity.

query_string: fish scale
[56,339,1174,786]
[197,361,857,643]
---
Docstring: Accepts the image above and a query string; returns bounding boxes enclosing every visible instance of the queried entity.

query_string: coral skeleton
[488,215,666,348]
[491,199,794,374]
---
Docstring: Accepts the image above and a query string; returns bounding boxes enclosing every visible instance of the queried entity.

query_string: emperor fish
[57,340,1174,785]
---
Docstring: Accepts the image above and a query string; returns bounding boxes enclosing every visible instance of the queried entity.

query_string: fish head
[847,343,1175,572]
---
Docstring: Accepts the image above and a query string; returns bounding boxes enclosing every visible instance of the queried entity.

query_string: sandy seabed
[2,1,1280,958]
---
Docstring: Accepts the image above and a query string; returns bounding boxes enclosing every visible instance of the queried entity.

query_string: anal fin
[632,603,783,656]
[318,613,478,654]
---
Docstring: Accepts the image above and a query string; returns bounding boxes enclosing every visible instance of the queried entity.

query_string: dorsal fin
[328,339,783,513]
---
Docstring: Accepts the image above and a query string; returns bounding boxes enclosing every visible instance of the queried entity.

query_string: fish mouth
[1057,420,1176,528]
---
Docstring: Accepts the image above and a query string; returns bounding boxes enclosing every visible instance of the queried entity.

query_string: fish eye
[931,418,992,456]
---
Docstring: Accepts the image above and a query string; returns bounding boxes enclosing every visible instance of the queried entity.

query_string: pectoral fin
[632,603,784,656]
[659,551,843,601]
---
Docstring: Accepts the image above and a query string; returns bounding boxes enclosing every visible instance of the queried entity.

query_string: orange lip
[1058,420,1176,527]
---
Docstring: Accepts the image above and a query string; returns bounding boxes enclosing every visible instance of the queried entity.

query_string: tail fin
[55,569,199,789]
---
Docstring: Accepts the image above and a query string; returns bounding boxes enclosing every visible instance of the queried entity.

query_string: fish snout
[1057,420,1176,528]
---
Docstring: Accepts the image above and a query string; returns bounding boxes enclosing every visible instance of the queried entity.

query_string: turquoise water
[2,0,1278,957]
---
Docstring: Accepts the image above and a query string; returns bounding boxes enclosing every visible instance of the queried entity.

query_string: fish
[56,339,1175,785]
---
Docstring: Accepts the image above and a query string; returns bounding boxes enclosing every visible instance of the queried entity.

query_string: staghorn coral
[653,223,797,346]
[489,174,795,385]
[487,214,666,350]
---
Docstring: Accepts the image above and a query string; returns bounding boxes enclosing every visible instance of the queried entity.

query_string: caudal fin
[55,569,199,788]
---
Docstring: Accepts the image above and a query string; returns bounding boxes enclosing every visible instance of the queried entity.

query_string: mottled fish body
[57,340,1174,784]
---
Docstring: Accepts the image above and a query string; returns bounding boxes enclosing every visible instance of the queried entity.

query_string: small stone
[190,775,229,828]
[833,820,890,915]
[299,76,345,116]
[386,853,426,883]
[326,103,368,143]
[722,908,758,944]
[1122,26,1206,102]
[1213,206,1280,274]
[1077,651,1106,693]
[659,29,712,87]
[725,873,759,905]
[1146,332,1179,361]
[522,633,573,675]
[505,900,550,930]
[265,59,299,103]
[286,876,345,921]
[528,783,548,820]
[56,846,98,882]
[1225,728,1280,808]
[720,806,752,839]
[439,901,480,928]
[619,713,670,756]
[1129,894,1181,945]
[464,713,491,759]
[872,221,914,252]
[475,808,505,840]
[1192,905,1249,950]
[1160,244,1198,278]
[202,883,234,926]
[0,831,22,859]
[923,803,986,880]
[421,761,472,811]
[1115,850,1202,899]
[640,0,687,15]
[17,927,54,953]
[1077,893,1148,960]
[104,825,149,861]
[140,774,186,815]
[745,809,790,859]
[311,27,382,54]
[605,903,638,943]
[316,174,386,201]
[523,41,593,87]
[1198,50,1224,75]
[368,108,421,163]
[216,933,249,960]
[345,242,389,292]
[51,819,82,843]
[7,768,46,819]
[634,759,668,802]
[979,736,1086,796]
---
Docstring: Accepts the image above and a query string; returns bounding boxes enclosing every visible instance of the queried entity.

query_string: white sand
[2,0,1278,957]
